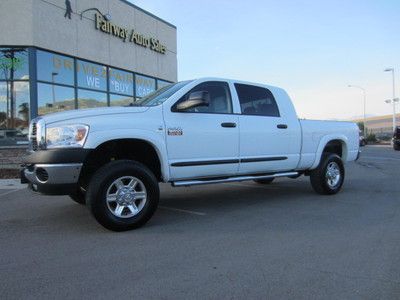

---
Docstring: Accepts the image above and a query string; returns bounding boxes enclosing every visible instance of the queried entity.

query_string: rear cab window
[234,83,280,117]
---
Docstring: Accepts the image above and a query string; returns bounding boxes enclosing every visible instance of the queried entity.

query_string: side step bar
[172,172,299,187]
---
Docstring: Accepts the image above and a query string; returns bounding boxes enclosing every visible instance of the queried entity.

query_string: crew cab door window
[175,81,233,114]
[235,83,280,117]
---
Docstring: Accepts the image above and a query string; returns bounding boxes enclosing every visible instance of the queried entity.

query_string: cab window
[176,81,233,114]
[235,83,280,117]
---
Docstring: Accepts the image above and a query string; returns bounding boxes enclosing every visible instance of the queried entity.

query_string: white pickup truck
[21,78,360,231]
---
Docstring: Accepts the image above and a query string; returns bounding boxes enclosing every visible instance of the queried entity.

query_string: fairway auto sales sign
[94,13,167,54]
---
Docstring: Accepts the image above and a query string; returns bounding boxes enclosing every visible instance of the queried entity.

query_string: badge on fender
[167,127,183,136]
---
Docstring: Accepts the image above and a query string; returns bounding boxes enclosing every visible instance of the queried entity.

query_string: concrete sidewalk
[0,179,26,190]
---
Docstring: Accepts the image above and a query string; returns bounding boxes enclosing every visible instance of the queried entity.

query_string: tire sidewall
[88,160,159,231]
[320,154,345,194]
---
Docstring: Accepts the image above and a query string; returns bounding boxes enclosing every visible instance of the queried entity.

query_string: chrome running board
[172,172,299,187]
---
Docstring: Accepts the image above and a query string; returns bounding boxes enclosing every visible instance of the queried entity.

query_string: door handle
[277,124,288,129]
[221,122,237,128]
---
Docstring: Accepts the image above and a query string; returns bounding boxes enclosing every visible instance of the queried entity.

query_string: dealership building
[0,0,177,148]
[353,113,400,138]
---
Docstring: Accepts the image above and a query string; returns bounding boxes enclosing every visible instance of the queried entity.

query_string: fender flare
[310,134,348,170]
[84,129,170,182]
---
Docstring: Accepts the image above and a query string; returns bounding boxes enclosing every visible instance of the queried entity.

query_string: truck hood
[40,106,150,125]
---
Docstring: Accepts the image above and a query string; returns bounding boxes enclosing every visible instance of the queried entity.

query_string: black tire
[254,178,275,184]
[394,144,400,151]
[86,160,159,231]
[310,154,345,195]
[69,190,86,205]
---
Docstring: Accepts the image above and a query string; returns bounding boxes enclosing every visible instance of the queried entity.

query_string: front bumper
[21,149,91,195]
[22,163,82,195]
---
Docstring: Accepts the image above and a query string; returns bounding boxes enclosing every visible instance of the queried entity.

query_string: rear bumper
[356,150,361,161]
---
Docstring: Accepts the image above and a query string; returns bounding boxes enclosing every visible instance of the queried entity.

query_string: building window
[36,50,74,86]
[136,75,156,98]
[37,83,75,115]
[77,60,107,91]
[110,94,134,107]
[78,89,107,109]
[157,80,171,90]
[109,68,134,96]
[0,47,30,147]
[0,48,29,80]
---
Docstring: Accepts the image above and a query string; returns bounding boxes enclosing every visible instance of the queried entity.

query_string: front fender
[310,134,348,170]
[83,129,169,181]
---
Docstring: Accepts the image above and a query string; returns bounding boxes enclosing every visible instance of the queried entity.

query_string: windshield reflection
[132,80,192,107]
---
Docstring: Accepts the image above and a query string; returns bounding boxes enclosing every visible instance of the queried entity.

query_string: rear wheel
[394,143,400,151]
[86,160,159,231]
[310,154,344,195]
[254,178,274,184]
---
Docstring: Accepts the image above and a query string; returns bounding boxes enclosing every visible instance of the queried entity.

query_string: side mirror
[174,91,210,111]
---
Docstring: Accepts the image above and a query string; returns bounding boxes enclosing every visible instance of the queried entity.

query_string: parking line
[361,156,400,161]
[0,189,20,197]
[159,205,206,216]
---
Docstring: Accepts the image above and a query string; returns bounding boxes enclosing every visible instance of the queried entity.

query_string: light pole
[348,85,367,136]
[385,98,399,132]
[384,68,396,132]
[51,72,58,105]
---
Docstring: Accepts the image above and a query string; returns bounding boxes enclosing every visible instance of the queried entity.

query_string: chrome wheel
[325,162,341,188]
[106,176,147,218]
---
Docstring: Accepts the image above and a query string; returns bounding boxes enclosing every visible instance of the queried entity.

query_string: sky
[129,0,400,120]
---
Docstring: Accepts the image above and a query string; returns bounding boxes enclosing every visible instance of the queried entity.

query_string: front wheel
[86,160,159,231]
[310,154,345,195]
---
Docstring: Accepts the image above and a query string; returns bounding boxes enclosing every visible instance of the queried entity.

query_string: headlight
[46,124,89,149]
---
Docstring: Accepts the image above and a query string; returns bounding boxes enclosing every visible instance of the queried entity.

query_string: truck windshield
[134,80,192,107]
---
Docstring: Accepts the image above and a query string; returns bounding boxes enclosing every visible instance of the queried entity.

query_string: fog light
[36,168,49,183]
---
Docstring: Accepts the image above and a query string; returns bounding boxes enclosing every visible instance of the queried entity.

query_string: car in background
[0,129,29,147]
[393,126,400,151]
[359,131,366,147]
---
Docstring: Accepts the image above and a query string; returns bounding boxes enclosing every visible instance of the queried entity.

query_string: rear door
[234,83,301,174]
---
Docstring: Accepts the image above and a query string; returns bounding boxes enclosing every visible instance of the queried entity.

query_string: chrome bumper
[24,163,82,185]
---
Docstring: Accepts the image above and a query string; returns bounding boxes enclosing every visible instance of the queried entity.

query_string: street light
[385,98,399,131]
[348,85,367,136]
[51,72,58,105]
[384,68,397,131]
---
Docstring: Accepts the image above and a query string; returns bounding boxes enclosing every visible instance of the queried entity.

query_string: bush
[366,133,377,143]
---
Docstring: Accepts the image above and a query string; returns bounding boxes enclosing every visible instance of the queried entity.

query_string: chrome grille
[30,122,38,151]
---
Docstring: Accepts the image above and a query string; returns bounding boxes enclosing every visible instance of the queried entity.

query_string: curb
[0,179,26,190]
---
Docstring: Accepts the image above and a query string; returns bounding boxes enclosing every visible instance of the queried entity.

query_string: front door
[164,81,239,180]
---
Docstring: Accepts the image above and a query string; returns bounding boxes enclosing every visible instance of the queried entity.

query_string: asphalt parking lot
[0,145,399,299]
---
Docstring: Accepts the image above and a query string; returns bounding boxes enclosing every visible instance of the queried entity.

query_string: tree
[18,102,29,121]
